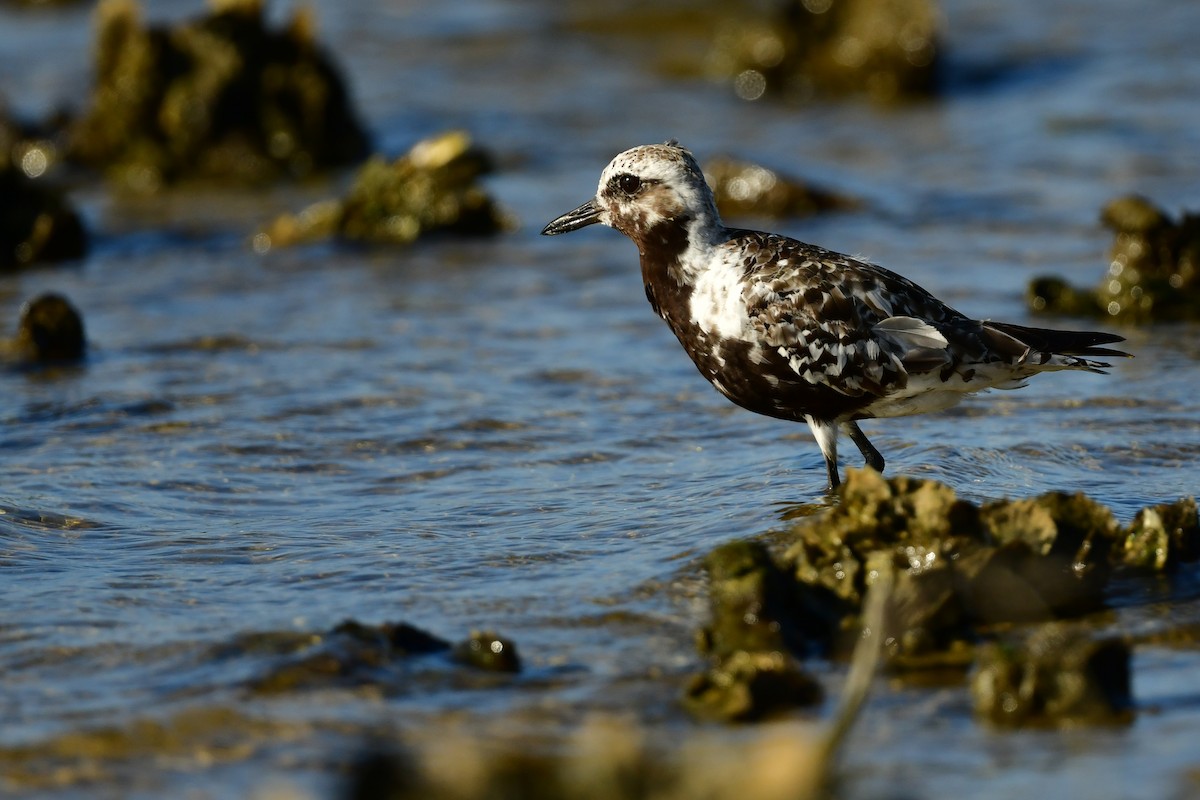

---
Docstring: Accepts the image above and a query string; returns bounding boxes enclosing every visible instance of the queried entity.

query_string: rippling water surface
[2,0,1199,797]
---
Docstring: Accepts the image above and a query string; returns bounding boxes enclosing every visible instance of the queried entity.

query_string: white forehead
[596,143,707,195]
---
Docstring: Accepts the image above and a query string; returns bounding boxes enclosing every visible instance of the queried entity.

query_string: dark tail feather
[984,321,1131,359]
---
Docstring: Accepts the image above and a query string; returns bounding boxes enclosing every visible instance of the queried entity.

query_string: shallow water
[2,0,1199,797]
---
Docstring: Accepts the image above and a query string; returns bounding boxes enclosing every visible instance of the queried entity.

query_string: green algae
[1120,498,1200,572]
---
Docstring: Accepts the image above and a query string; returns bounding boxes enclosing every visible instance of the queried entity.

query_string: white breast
[686,253,748,340]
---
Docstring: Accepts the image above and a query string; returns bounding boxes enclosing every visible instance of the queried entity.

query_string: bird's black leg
[844,421,885,473]
[825,456,841,491]
[806,416,841,492]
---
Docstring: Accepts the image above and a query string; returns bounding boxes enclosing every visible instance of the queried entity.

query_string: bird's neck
[637,213,726,327]
[635,213,725,285]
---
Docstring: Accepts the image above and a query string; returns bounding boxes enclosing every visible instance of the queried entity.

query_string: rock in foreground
[691,470,1197,726]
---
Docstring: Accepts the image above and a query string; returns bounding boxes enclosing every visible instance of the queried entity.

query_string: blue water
[2,0,1199,797]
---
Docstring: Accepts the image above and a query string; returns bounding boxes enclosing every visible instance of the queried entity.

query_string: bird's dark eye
[617,174,642,195]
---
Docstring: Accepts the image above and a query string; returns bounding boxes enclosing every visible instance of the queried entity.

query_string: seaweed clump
[256,130,506,249]
[1028,195,1200,322]
[707,0,941,104]
[67,0,369,190]
[691,470,1199,726]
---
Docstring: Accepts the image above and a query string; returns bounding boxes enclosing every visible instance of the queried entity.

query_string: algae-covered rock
[232,620,522,694]
[775,471,1156,663]
[691,473,1189,726]
[68,0,368,189]
[970,623,1132,727]
[683,649,822,722]
[9,293,87,364]
[784,469,979,610]
[256,130,506,248]
[708,0,941,104]
[703,155,859,221]
[686,540,825,720]
[1028,195,1200,322]
[1120,498,1200,572]
[696,540,809,658]
[0,160,86,269]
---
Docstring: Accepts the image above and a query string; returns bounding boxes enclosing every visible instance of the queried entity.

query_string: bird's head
[541,141,721,246]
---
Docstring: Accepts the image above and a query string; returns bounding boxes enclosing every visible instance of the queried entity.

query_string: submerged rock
[67,0,369,190]
[1028,195,1200,322]
[702,155,859,220]
[0,161,86,269]
[256,130,506,248]
[229,619,519,695]
[708,0,941,104]
[245,620,451,694]
[970,624,1133,727]
[452,631,521,673]
[10,293,87,364]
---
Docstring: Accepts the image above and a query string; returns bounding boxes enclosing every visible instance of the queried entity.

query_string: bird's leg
[805,416,841,491]
[844,421,885,473]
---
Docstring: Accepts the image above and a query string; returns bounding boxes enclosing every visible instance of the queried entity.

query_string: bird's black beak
[541,198,602,236]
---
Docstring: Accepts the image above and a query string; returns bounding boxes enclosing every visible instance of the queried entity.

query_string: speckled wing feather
[731,232,998,398]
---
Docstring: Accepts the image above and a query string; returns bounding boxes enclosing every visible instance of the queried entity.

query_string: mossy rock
[970,623,1132,727]
[1029,194,1200,323]
[709,0,940,104]
[0,165,86,269]
[683,649,822,722]
[68,0,369,188]
[12,294,87,363]
[702,472,1191,676]
[702,155,859,221]
[257,130,506,248]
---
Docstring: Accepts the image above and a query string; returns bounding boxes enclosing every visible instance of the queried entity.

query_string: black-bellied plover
[541,141,1129,490]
